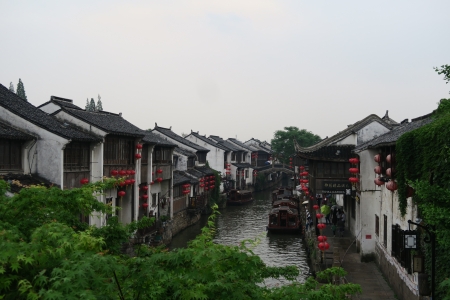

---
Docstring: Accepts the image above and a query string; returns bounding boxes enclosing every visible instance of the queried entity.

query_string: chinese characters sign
[322,181,352,194]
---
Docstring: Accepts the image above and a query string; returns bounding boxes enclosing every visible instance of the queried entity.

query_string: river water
[169,187,310,286]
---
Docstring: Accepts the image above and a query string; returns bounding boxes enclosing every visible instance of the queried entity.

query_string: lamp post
[407,219,436,298]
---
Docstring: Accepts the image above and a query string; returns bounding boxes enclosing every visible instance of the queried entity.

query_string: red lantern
[157,177,163,183]
[205,187,209,190]
[130,179,136,185]
[136,144,143,150]
[317,235,327,242]
[374,154,382,163]
[324,242,330,250]
[349,168,359,174]
[129,170,136,176]
[302,172,309,176]
[80,178,89,185]
[200,178,204,182]
[318,242,326,251]
[118,191,126,197]
[317,223,326,230]
[142,202,149,209]
[150,181,154,185]
[374,177,384,186]
[386,168,395,177]
[119,181,126,187]
[125,170,131,175]
[111,170,118,176]
[305,191,309,195]
[349,177,359,183]
[125,179,131,185]
[142,185,148,191]
[316,213,323,219]
[119,170,127,176]
[156,169,163,174]
[374,166,383,174]
[386,180,398,191]
[313,205,320,210]
[142,194,149,200]
[135,153,142,159]
[300,166,305,170]
[200,184,205,187]
[386,154,395,164]
[349,158,360,164]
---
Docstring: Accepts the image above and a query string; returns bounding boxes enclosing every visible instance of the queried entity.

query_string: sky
[1,1,449,143]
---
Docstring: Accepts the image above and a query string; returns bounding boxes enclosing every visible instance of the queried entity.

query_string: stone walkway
[317,218,398,299]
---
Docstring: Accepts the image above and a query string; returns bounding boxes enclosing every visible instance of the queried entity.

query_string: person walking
[332,208,338,237]
[339,209,346,237]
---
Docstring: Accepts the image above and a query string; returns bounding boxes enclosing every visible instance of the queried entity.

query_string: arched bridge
[254,164,294,175]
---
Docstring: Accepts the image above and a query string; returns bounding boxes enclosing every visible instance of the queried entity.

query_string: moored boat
[227,189,253,206]
[267,187,301,233]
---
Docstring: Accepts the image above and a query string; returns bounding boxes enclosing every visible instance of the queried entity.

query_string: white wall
[39,102,61,115]
[53,111,107,137]
[185,135,225,173]
[356,121,391,144]
[335,133,356,145]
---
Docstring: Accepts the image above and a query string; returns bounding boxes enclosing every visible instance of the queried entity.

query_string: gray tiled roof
[232,163,253,168]
[38,96,83,110]
[187,131,228,151]
[61,107,145,138]
[173,170,192,186]
[185,168,205,178]
[0,121,35,140]
[295,114,394,153]
[0,84,101,142]
[154,125,209,152]
[195,166,216,175]
[228,138,253,151]
[209,135,242,151]
[142,131,176,147]
[174,147,196,157]
[353,116,432,152]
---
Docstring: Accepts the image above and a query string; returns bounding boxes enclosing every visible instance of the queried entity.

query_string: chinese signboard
[322,181,352,194]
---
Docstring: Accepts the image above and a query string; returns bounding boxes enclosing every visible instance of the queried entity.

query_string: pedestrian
[339,209,346,237]
[325,211,331,224]
[332,224,337,237]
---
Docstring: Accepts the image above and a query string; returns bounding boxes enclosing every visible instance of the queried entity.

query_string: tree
[434,64,450,87]
[271,127,321,163]
[85,98,90,110]
[16,78,27,101]
[96,94,103,111]
[0,179,361,299]
[89,98,96,111]
[9,82,15,93]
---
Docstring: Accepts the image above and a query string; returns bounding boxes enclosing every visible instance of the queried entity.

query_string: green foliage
[271,127,321,163]
[0,181,361,299]
[396,96,450,297]
[96,94,103,111]
[16,78,27,101]
[255,173,268,191]
[8,82,15,93]
[434,64,450,92]
[208,169,222,206]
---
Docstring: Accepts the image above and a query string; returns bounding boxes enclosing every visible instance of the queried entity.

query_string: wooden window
[187,157,195,168]
[197,152,206,164]
[173,185,182,198]
[0,139,22,170]
[375,215,379,236]
[383,214,387,247]
[242,153,246,162]
[141,144,149,164]
[338,163,344,175]
[64,142,90,171]
[154,147,171,163]
[391,224,412,274]
[231,152,236,161]
[331,162,337,175]
[104,136,134,165]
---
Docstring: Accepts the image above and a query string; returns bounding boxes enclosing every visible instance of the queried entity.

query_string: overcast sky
[1,1,449,143]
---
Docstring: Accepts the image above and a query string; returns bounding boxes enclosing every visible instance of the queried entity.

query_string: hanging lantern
[305,191,309,195]
[386,180,398,191]
[110,170,118,176]
[374,177,384,186]
[317,235,327,242]
[130,179,136,185]
[313,205,319,210]
[142,194,149,200]
[156,169,163,174]
[80,178,89,185]
[349,158,360,164]
[316,213,323,219]
[386,154,395,164]
[125,179,132,185]
[317,223,326,230]
[200,178,204,182]
[136,144,143,150]
[374,166,383,174]
[118,190,126,198]
[200,184,205,187]
[135,153,142,159]
[129,170,136,176]
[125,170,131,176]
[374,154,382,163]
[142,185,148,191]
[318,242,330,251]
[119,170,127,176]
[119,181,126,187]
[157,177,163,183]
[349,177,359,183]
[205,187,209,190]
[142,202,149,209]
[349,168,359,174]
[150,181,154,185]
[386,168,395,177]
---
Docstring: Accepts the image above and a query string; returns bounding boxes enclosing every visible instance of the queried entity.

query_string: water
[169,187,310,286]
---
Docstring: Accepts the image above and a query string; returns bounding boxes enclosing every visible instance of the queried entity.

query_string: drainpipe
[170,148,174,219]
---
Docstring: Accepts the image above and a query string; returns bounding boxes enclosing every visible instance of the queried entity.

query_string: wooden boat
[227,189,253,206]
[267,188,301,233]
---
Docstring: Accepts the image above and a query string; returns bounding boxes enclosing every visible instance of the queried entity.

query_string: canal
[169,186,310,286]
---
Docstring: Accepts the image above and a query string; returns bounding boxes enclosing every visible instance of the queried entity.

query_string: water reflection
[169,187,309,285]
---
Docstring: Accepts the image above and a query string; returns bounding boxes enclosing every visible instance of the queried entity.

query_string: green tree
[434,64,450,87]
[89,98,96,111]
[85,98,90,110]
[271,127,321,163]
[9,82,15,93]
[16,78,27,101]
[96,94,103,111]
[0,179,361,299]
